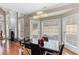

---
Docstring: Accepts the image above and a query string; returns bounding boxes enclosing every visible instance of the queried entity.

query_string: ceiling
[0,3,78,18]
[0,3,59,15]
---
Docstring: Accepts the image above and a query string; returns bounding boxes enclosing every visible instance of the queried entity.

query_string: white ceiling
[0,3,59,15]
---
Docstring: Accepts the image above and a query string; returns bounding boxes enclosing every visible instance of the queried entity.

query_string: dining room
[0,3,79,55]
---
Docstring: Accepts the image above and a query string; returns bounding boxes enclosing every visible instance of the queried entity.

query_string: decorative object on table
[42,36,48,42]
[38,36,44,47]
[42,34,48,42]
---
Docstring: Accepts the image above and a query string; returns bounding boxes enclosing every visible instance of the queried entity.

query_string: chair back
[31,44,41,55]
[59,44,64,55]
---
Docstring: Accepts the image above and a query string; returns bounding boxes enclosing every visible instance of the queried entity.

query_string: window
[42,19,61,41]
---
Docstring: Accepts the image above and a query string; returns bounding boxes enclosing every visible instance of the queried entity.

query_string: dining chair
[31,44,41,55]
[19,38,30,55]
[44,44,64,55]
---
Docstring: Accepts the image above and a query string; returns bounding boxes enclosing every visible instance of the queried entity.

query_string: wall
[24,15,30,39]
[0,8,6,39]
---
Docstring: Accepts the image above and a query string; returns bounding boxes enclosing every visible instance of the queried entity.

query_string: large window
[63,15,78,47]
[6,14,10,39]
[42,19,61,41]
[18,18,24,39]
[30,20,40,44]
[63,13,79,54]
[0,15,4,38]
[5,11,17,39]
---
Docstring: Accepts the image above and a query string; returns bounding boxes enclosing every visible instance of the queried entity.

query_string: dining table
[29,38,60,55]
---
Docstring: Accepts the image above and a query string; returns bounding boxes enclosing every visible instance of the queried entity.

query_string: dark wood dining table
[25,39,60,55]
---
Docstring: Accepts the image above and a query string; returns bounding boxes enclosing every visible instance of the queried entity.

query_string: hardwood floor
[0,39,78,55]
[0,40,30,55]
[63,48,77,55]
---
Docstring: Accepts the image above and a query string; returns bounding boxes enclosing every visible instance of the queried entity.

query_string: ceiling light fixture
[32,11,48,19]
[33,13,48,19]
[36,11,43,15]
[40,13,48,18]
[33,15,40,19]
